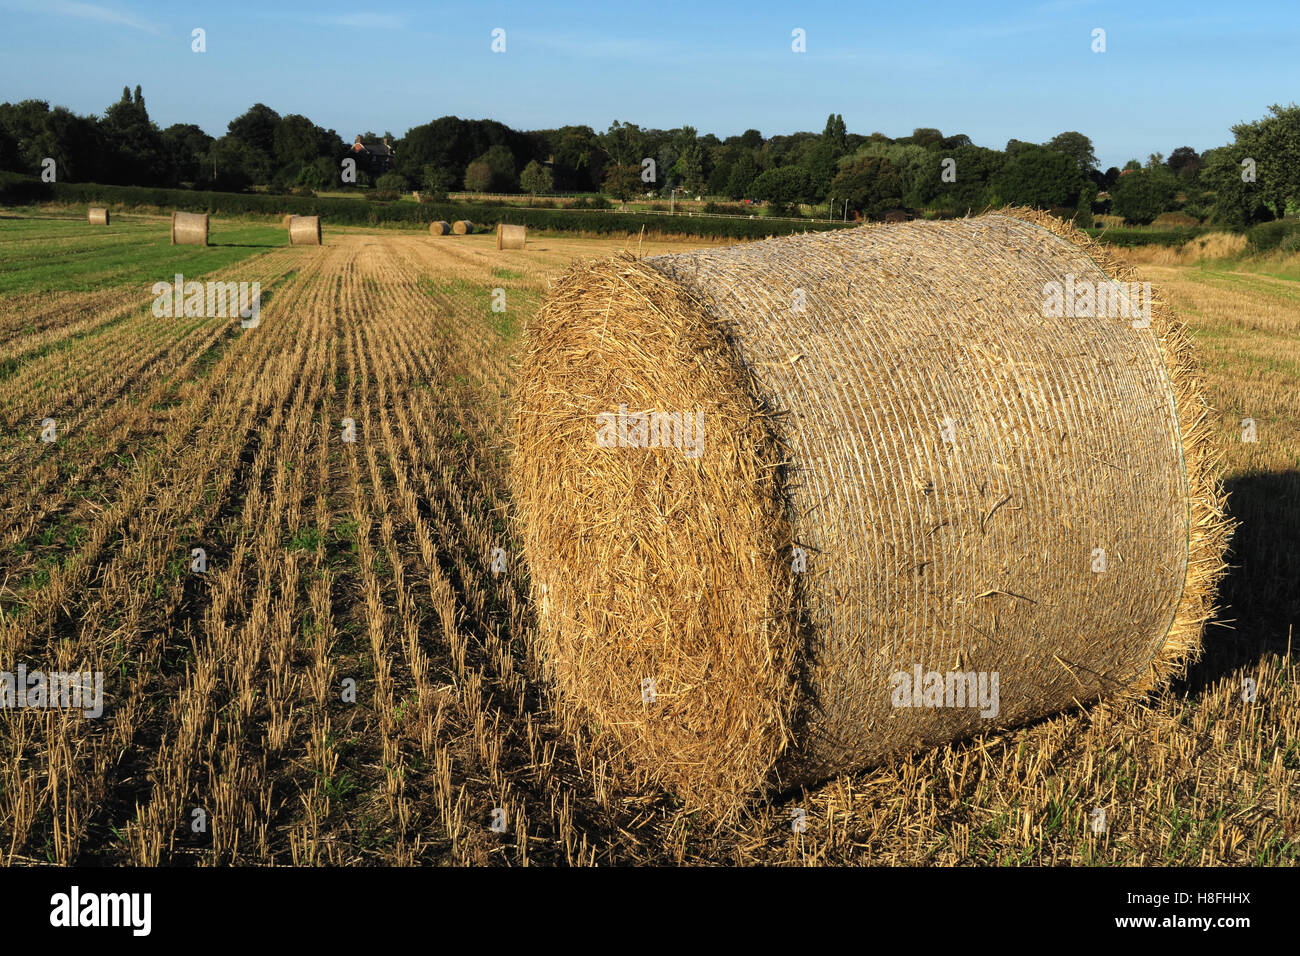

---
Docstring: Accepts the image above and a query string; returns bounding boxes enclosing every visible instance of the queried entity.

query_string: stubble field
[0,211,1295,865]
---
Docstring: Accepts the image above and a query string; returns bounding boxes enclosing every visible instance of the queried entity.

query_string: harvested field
[0,217,1295,866]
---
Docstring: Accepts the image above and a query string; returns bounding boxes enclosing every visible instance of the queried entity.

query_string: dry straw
[452,219,474,235]
[282,214,294,228]
[511,208,1232,818]
[497,223,526,250]
[87,207,109,226]
[429,220,452,236]
[289,215,322,245]
[171,211,208,246]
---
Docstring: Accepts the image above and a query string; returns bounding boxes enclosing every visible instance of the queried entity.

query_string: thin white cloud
[10,0,162,34]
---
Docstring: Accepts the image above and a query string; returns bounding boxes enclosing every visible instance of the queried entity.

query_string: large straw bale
[511,208,1231,816]
[87,207,109,226]
[429,220,452,236]
[452,220,474,235]
[171,211,208,246]
[289,215,321,245]
[497,223,526,249]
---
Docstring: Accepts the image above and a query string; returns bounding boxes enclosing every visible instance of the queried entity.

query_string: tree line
[1,87,1296,227]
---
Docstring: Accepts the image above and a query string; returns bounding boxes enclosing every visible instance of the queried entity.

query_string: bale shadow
[1174,468,1300,694]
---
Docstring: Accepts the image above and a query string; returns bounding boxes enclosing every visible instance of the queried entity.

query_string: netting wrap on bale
[171,211,208,246]
[497,224,526,250]
[511,209,1231,816]
[429,220,452,236]
[289,215,322,246]
[87,207,109,226]
[452,220,474,235]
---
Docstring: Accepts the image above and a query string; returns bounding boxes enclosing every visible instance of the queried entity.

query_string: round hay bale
[497,223,526,250]
[452,220,474,235]
[511,208,1231,816]
[288,215,322,245]
[282,214,295,228]
[87,207,109,226]
[429,220,452,236]
[171,211,208,246]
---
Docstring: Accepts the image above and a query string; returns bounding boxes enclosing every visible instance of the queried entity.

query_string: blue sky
[0,0,1295,169]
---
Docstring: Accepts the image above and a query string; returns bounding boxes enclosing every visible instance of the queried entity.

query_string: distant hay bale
[429,220,452,236]
[497,223,526,250]
[452,220,474,235]
[511,208,1231,816]
[288,215,321,245]
[171,211,208,246]
[87,207,109,226]
[282,214,294,228]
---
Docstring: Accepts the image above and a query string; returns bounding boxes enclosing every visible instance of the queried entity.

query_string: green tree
[0,125,18,171]
[994,145,1084,209]
[294,158,331,192]
[1209,104,1300,223]
[161,123,213,184]
[1075,180,1098,227]
[469,144,518,191]
[205,135,268,191]
[841,142,937,209]
[1201,146,1271,227]
[100,85,167,185]
[603,163,643,205]
[520,159,554,198]
[822,113,847,153]
[601,120,647,166]
[1166,146,1201,180]
[550,125,603,191]
[706,145,735,195]
[802,114,850,201]
[931,144,1006,213]
[751,166,813,205]
[1044,131,1098,175]
[463,161,492,192]
[273,113,336,169]
[420,163,456,200]
[1109,167,1178,224]
[227,103,281,156]
[725,153,759,199]
[0,100,104,182]
[830,155,903,218]
[375,171,408,191]
[674,144,705,194]
[909,127,944,149]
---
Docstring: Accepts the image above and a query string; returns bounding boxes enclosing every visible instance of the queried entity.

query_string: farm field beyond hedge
[0,213,1295,865]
